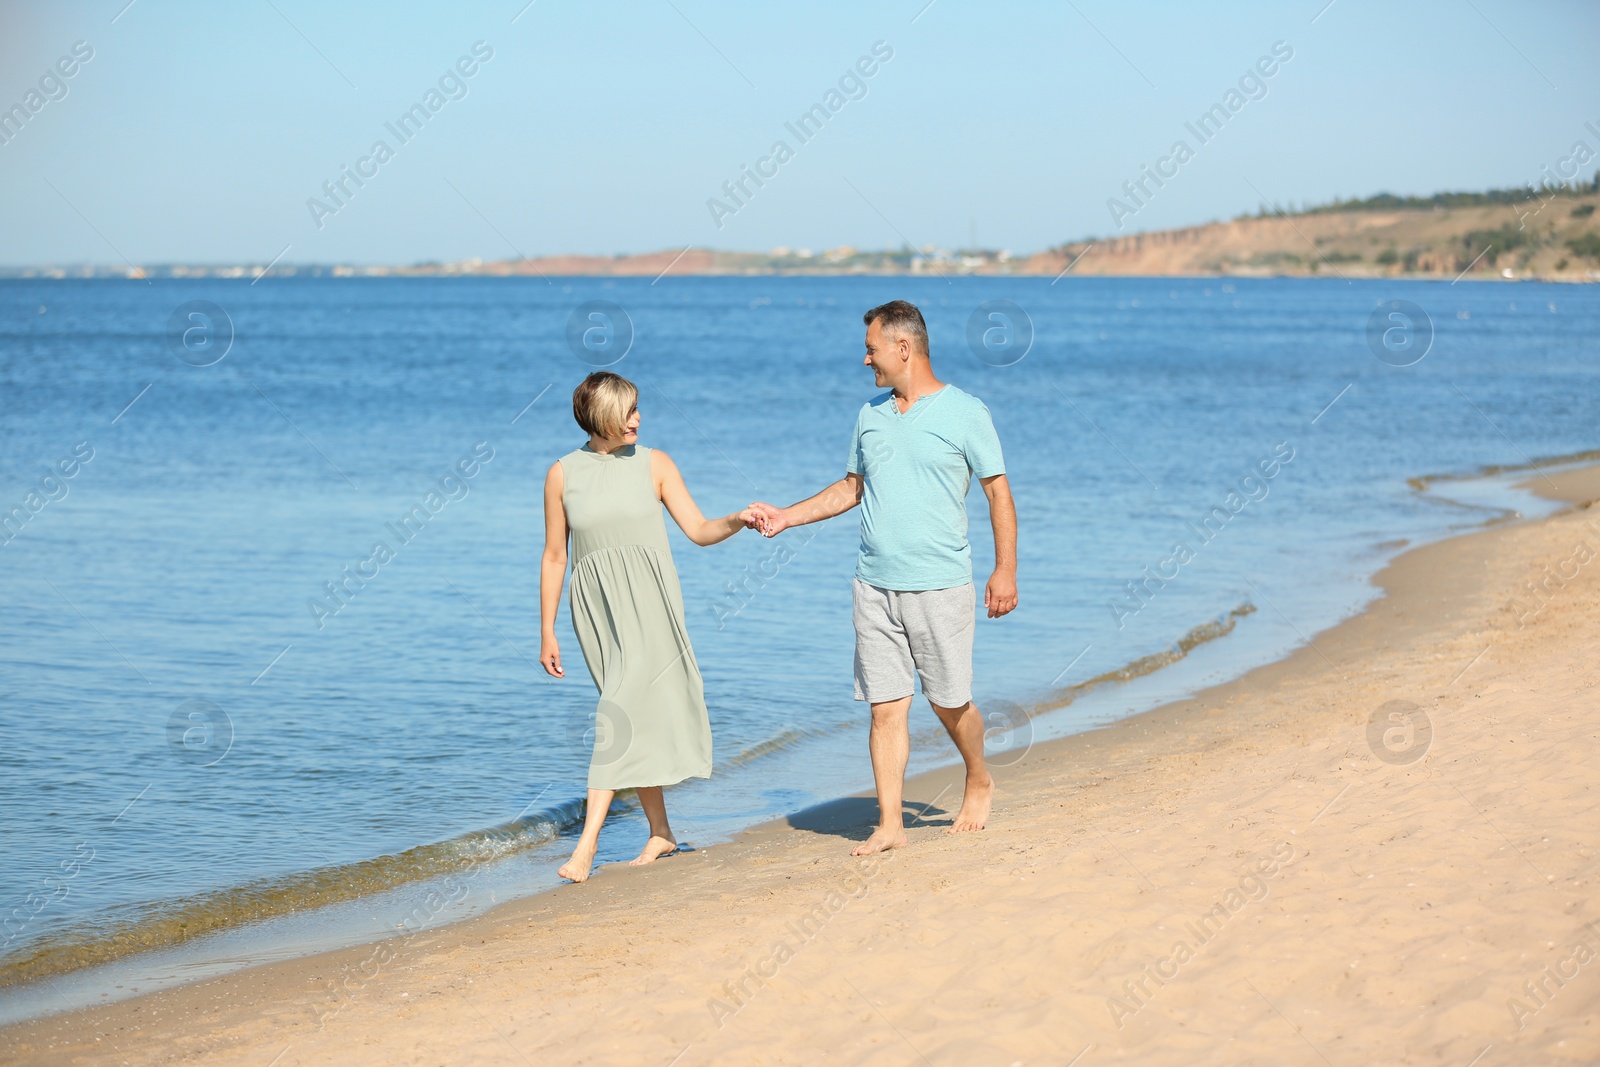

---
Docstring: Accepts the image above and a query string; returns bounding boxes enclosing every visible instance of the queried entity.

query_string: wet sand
[5,465,1599,1066]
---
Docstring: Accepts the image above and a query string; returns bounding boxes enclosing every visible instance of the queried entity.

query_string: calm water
[1,276,1596,1018]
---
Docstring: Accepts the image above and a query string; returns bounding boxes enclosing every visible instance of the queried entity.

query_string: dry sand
[5,466,1599,1066]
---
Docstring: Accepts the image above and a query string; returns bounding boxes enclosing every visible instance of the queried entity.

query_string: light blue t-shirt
[845,384,1006,591]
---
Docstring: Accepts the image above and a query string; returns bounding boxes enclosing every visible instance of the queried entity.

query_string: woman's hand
[747,502,789,537]
[540,633,564,678]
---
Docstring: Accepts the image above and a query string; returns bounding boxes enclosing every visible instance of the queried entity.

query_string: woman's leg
[557,787,614,883]
[628,786,678,865]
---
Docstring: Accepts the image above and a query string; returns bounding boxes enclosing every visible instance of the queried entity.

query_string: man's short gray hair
[863,299,929,357]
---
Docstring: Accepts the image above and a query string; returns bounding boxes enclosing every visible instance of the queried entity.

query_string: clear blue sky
[1,0,1596,265]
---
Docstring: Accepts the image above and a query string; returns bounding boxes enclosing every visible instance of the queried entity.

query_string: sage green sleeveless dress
[560,443,712,790]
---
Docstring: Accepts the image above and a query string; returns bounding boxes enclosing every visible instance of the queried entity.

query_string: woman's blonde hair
[571,371,638,439]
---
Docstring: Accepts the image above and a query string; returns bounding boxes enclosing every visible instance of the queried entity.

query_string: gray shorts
[852,579,975,707]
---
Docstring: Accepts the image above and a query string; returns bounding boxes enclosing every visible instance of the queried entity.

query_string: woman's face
[615,404,640,444]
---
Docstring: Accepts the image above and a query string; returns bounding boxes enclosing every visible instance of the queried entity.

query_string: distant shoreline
[2,268,1596,283]
[8,187,1598,283]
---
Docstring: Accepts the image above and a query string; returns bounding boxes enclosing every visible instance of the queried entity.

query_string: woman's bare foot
[628,834,678,865]
[948,773,994,834]
[557,839,598,883]
[850,826,908,856]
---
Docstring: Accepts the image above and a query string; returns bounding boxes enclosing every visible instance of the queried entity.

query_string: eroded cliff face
[1026,194,1600,279]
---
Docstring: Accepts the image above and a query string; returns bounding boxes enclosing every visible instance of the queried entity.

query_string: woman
[540,371,755,883]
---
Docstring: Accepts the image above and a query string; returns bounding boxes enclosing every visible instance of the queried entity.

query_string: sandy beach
[5,464,1598,1066]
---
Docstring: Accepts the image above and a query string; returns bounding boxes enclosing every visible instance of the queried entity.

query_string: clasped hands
[738,502,786,538]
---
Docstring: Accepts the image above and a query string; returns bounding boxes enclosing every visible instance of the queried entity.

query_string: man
[750,300,1018,856]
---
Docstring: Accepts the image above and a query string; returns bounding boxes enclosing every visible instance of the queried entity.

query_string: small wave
[718,728,816,770]
[0,796,587,991]
[716,721,860,772]
[0,721,853,990]
[1407,446,1600,492]
[1026,602,1257,719]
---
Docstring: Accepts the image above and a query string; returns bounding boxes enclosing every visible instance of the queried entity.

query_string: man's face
[863,318,898,387]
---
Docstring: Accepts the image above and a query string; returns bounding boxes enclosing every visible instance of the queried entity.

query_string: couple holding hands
[539,300,1017,882]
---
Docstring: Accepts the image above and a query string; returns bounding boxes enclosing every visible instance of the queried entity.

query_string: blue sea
[1,275,1595,1021]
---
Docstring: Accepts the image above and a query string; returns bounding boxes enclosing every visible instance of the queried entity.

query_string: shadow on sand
[785,796,953,842]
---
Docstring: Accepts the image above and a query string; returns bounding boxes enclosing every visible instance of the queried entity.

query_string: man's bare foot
[851,826,908,856]
[948,773,994,834]
[628,834,678,865]
[557,839,598,883]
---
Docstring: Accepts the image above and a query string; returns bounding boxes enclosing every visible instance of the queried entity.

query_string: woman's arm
[651,450,751,546]
[539,461,569,677]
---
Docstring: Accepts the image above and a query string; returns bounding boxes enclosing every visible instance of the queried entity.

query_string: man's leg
[931,700,993,833]
[853,695,913,856]
[851,579,915,855]
[906,582,989,834]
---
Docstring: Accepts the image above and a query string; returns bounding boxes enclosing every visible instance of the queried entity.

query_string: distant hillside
[1027,184,1600,281]
[9,183,1599,281]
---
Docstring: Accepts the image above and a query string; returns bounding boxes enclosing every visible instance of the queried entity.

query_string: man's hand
[747,502,790,538]
[984,569,1018,618]
[978,474,1017,618]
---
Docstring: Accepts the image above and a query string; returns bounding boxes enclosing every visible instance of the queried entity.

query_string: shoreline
[0,450,1569,1010]
[4,463,1599,1063]
[4,272,1597,283]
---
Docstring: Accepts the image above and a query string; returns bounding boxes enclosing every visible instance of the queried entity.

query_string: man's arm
[750,473,863,537]
[980,473,1017,618]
